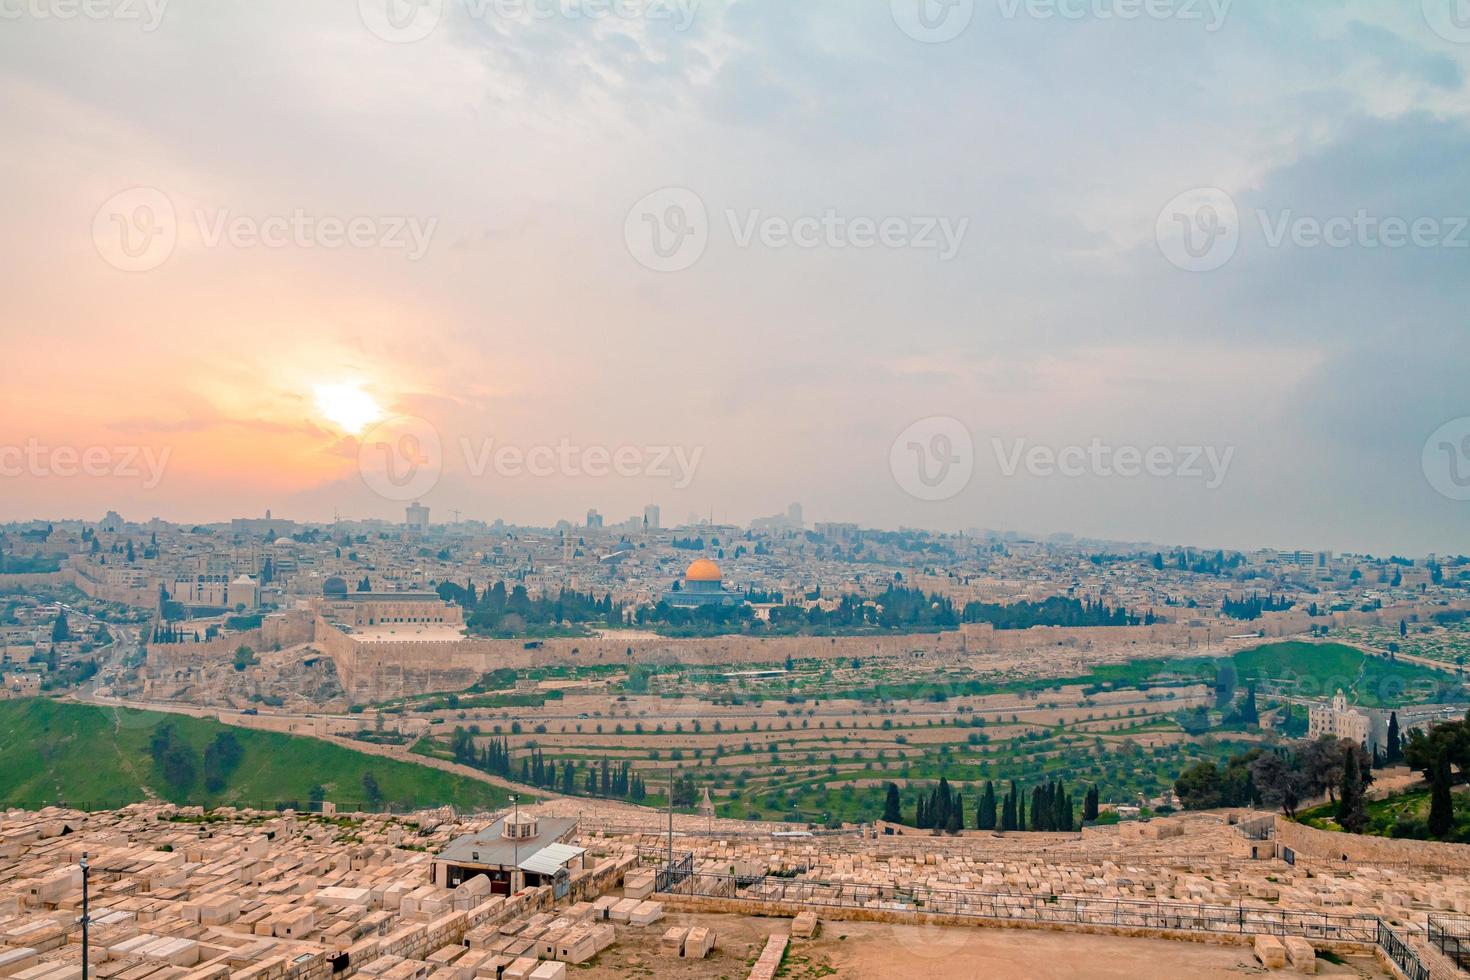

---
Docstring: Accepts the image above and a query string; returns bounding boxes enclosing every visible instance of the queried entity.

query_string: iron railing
[1428,913,1470,970]
[1377,920,1430,980]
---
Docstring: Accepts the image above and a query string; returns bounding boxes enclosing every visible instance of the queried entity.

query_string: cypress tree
[1337,750,1367,834]
[1429,751,1454,839]
[883,782,902,823]
[979,781,997,830]
[1084,784,1100,823]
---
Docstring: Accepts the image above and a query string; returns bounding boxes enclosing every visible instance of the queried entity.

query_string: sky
[0,0,1467,554]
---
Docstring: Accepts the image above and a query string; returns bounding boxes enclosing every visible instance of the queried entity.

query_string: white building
[1308,689,1372,748]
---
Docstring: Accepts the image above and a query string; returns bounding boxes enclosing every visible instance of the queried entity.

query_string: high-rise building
[405,502,430,531]
[586,509,604,529]
[643,504,661,530]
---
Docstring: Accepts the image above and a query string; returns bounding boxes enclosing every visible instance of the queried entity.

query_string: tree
[1386,712,1402,765]
[1214,662,1237,710]
[882,783,902,823]
[232,646,257,672]
[361,771,383,807]
[1175,762,1224,810]
[51,612,70,644]
[203,731,243,793]
[1428,751,1455,839]
[978,781,997,830]
[1238,685,1259,726]
[1336,749,1368,833]
[1251,751,1308,818]
[1084,784,1100,823]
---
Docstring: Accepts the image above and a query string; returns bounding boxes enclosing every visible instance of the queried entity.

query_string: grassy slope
[1081,642,1451,708]
[1299,787,1470,843]
[0,698,517,812]
[1232,641,1452,707]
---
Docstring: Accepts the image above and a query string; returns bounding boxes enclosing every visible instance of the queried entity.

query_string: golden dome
[685,558,722,582]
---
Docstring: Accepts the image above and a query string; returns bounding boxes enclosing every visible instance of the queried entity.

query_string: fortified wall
[145,612,318,672]
[145,598,1470,705]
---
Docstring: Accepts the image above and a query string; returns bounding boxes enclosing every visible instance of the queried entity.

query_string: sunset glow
[313,383,383,436]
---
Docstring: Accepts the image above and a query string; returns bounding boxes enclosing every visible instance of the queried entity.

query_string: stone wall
[160,597,1470,704]
[146,612,317,670]
[1276,817,1470,872]
[69,563,160,608]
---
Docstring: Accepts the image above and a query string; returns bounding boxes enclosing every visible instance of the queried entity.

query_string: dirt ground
[574,912,1390,979]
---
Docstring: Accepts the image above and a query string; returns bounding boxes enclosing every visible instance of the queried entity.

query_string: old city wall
[167,596,1470,704]
[0,566,157,608]
[331,630,970,702]
[146,612,318,672]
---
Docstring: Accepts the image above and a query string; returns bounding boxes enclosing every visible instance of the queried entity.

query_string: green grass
[1298,786,1470,843]
[1046,642,1454,709]
[1232,641,1454,707]
[0,698,520,812]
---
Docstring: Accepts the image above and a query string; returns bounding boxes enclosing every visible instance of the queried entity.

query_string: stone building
[1307,689,1372,748]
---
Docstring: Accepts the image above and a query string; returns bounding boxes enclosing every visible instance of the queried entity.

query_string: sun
[313,382,384,435]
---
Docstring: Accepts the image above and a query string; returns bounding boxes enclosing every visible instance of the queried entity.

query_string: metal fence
[654,852,694,894]
[1377,921,1430,980]
[1428,913,1470,970]
[657,870,1382,944]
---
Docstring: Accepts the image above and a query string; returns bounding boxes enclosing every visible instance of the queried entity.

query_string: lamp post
[79,853,90,980]
[508,794,519,893]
